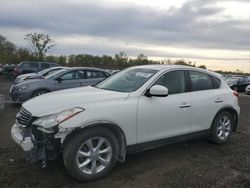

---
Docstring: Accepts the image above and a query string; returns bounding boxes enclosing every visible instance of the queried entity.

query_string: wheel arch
[63,122,127,162]
[212,106,239,132]
[31,88,51,96]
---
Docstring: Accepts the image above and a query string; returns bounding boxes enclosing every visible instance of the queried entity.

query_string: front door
[55,70,85,90]
[137,70,191,143]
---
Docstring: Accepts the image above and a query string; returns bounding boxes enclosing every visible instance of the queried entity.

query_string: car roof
[131,64,221,78]
[67,67,108,72]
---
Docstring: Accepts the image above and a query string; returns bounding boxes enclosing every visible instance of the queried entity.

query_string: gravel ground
[0,75,250,188]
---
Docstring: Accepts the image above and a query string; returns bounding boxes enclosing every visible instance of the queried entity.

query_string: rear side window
[153,70,186,95]
[86,71,107,79]
[211,76,221,89]
[189,71,213,91]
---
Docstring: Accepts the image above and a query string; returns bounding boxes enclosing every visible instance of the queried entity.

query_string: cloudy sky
[1,0,250,72]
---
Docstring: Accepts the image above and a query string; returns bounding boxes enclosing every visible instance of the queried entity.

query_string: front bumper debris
[11,123,61,166]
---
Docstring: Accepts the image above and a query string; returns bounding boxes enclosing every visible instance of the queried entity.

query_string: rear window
[86,70,108,79]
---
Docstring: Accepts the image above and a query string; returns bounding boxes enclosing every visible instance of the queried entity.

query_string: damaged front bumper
[11,124,34,151]
[11,123,61,166]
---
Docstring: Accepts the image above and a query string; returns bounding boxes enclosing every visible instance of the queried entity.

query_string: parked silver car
[14,67,68,84]
[10,67,110,102]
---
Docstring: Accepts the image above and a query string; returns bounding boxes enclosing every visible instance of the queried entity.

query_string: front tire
[63,127,119,182]
[210,111,233,144]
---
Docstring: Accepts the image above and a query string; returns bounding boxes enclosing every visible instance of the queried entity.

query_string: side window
[190,71,213,91]
[21,62,39,69]
[154,70,186,95]
[60,70,84,80]
[41,63,50,69]
[20,62,30,68]
[211,76,221,89]
[29,63,39,69]
[86,71,106,79]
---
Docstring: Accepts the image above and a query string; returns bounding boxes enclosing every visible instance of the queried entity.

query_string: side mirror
[55,77,62,83]
[145,85,168,97]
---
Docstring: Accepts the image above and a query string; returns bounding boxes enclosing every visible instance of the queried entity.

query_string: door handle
[179,103,191,108]
[214,98,223,103]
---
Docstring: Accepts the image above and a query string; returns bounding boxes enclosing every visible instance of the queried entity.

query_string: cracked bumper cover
[11,124,34,151]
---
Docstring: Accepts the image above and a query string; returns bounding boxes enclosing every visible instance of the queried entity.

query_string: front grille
[17,107,32,126]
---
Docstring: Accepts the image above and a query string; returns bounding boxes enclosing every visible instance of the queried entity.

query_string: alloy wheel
[76,137,112,175]
[217,115,231,140]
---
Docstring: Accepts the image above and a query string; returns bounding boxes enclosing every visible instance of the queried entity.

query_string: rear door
[81,70,109,86]
[188,71,224,132]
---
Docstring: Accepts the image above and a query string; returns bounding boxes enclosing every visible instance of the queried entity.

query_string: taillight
[233,91,239,97]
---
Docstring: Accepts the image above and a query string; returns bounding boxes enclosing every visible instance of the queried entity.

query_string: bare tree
[24,33,55,60]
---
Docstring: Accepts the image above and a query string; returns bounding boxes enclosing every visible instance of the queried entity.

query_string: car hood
[22,86,129,116]
[17,73,37,79]
[15,78,50,87]
[15,73,43,84]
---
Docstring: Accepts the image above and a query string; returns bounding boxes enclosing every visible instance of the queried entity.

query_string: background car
[3,64,16,77]
[14,66,68,84]
[227,77,250,92]
[10,67,110,102]
[14,61,59,76]
[245,85,250,95]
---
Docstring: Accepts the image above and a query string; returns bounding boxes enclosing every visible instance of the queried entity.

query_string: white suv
[11,65,240,181]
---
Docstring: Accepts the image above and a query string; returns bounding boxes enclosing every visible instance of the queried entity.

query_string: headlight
[17,84,30,91]
[33,107,85,132]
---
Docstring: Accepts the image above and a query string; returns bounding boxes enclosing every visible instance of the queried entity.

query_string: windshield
[96,68,158,92]
[38,68,52,75]
[45,69,67,79]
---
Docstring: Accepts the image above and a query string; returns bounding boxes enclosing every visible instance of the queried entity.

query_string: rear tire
[63,127,119,182]
[210,111,233,144]
[31,89,48,98]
